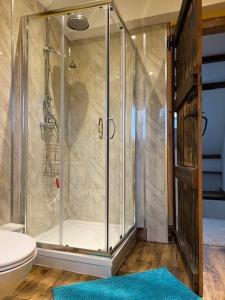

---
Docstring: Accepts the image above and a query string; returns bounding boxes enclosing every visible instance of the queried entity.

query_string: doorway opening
[202,31,225,247]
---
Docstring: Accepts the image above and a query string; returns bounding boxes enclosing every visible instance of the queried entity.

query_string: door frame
[167,23,175,241]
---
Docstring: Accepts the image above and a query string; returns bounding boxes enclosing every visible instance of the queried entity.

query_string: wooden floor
[4,241,225,300]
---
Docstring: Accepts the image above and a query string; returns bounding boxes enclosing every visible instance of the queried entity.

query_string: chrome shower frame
[12,0,136,258]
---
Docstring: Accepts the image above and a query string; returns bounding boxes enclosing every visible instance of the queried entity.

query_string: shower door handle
[109,118,115,139]
[98,117,103,139]
[98,118,115,139]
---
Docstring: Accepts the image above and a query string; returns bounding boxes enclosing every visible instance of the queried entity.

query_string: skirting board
[35,228,136,277]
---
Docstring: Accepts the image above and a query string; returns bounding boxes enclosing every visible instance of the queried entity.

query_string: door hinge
[168,225,174,243]
[167,34,174,51]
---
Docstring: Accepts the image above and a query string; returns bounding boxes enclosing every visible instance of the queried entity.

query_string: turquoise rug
[53,267,201,300]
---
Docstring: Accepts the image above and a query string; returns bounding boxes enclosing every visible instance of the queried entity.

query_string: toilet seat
[0,230,37,272]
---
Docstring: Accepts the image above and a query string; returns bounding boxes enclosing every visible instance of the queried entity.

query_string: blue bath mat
[53,267,201,299]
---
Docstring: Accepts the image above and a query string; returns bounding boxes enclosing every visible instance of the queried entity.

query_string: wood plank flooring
[203,245,225,300]
[4,241,225,300]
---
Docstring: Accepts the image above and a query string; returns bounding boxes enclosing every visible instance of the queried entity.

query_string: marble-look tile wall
[66,31,136,232]
[66,36,106,224]
[7,2,135,240]
[0,0,48,226]
[0,0,12,225]
[65,30,136,249]
[9,0,70,237]
[67,34,123,227]
[25,16,66,237]
[0,0,168,248]
[133,24,168,243]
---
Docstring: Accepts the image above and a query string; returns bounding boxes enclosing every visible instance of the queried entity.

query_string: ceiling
[39,0,225,28]
[37,0,225,41]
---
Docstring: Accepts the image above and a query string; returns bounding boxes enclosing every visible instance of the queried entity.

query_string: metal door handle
[109,118,115,139]
[184,110,208,136]
[98,117,103,139]
[202,115,208,136]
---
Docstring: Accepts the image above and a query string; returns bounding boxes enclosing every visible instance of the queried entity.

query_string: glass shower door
[108,9,136,249]
[62,6,107,251]
[125,35,136,233]
[24,3,135,253]
[108,8,123,250]
[26,15,62,244]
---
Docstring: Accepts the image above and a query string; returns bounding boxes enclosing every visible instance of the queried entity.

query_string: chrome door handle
[98,117,103,139]
[202,115,208,136]
[109,118,115,139]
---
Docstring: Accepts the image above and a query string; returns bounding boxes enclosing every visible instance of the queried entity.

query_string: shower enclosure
[12,0,136,273]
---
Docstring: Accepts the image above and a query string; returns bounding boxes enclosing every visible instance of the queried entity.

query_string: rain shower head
[67,13,89,31]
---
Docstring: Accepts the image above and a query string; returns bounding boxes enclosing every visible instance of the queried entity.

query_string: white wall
[202,33,225,192]
[202,89,225,154]
[134,24,168,243]
[222,134,225,191]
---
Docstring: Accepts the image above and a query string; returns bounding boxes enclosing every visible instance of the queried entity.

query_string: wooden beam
[202,154,221,159]
[203,191,225,201]
[203,81,225,90]
[203,54,225,64]
[203,16,225,35]
[203,171,222,175]
[175,165,198,189]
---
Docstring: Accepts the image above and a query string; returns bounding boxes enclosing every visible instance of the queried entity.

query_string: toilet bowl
[0,230,37,299]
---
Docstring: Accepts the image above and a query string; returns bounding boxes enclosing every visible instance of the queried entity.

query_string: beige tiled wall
[0,0,12,225]
[0,0,50,226]
[26,16,65,237]
[67,34,124,225]
[133,24,168,243]
[66,36,106,224]
[0,0,166,244]
[0,0,68,235]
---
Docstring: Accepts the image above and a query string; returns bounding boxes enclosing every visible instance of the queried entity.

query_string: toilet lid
[0,230,36,271]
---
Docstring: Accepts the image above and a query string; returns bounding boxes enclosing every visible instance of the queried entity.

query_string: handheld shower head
[67,13,89,31]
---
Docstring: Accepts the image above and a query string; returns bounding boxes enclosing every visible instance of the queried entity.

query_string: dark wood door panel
[175,1,199,93]
[177,95,198,167]
[173,0,202,296]
[175,166,198,189]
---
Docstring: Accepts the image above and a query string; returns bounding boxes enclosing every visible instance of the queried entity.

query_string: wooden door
[172,0,203,296]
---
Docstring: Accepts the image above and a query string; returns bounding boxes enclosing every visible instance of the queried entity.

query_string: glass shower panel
[125,34,135,233]
[24,4,135,253]
[63,6,107,251]
[26,16,62,244]
[108,9,123,250]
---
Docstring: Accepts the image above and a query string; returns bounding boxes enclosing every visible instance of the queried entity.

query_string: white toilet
[0,229,37,299]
